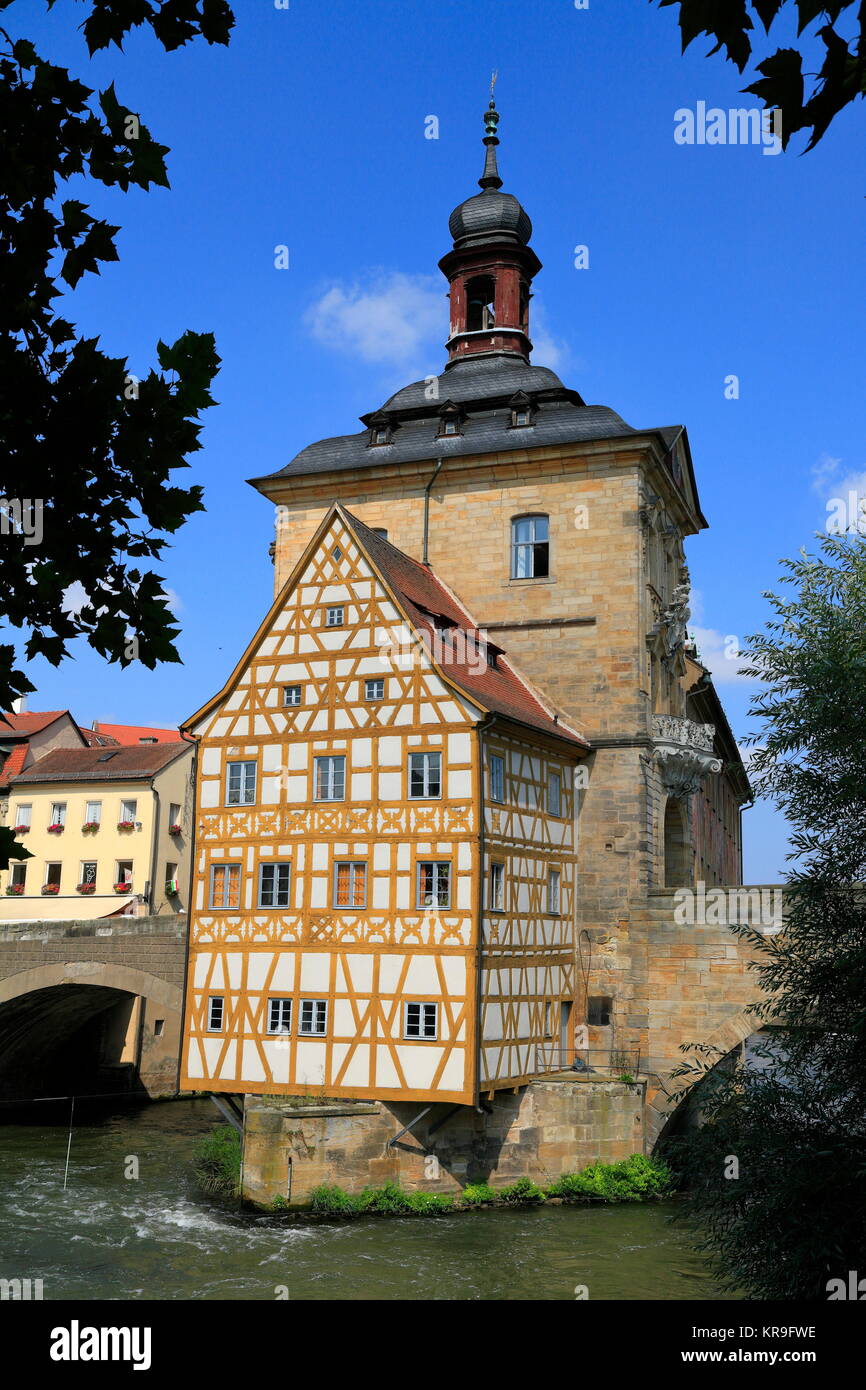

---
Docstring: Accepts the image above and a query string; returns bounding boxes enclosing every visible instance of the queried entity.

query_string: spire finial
[479,72,503,192]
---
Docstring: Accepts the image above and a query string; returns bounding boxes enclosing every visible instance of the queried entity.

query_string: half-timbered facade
[181,507,586,1103]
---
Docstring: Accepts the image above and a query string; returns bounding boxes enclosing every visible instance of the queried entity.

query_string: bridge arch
[0,961,183,1104]
[646,1007,764,1151]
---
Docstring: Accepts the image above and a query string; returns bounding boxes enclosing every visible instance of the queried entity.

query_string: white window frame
[79,861,97,886]
[489,861,504,912]
[547,867,561,916]
[489,754,505,803]
[408,751,441,800]
[299,999,327,1036]
[283,684,303,707]
[44,862,62,887]
[315,755,345,802]
[364,678,385,701]
[258,862,292,908]
[325,606,344,627]
[547,770,562,817]
[207,996,224,1032]
[267,998,292,1035]
[511,514,550,580]
[14,804,32,829]
[85,800,102,825]
[417,860,451,910]
[119,798,137,823]
[115,860,134,887]
[10,862,27,888]
[403,1001,439,1040]
[225,760,256,806]
[50,802,66,827]
[332,861,367,910]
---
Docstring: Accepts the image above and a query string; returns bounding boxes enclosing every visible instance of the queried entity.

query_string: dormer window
[509,393,534,429]
[438,402,462,439]
[368,413,393,447]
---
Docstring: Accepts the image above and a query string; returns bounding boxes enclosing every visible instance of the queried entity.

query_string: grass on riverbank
[303,1154,672,1217]
[192,1125,242,1198]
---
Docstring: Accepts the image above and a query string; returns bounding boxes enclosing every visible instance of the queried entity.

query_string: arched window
[511,515,549,579]
[466,275,496,332]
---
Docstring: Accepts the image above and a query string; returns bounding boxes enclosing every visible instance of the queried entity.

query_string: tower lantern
[439,88,542,365]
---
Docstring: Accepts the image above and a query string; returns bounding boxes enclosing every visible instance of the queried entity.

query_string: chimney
[11,696,27,714]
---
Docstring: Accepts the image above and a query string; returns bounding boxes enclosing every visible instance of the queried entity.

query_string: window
[258,862,292,908]
[408,751,441,799]
[489,754,505,803]
[325,606,344,627]
[226,760,256,806]
[466,274,496,332]
[207,996,224,1032]
[315,755,345,802]
[115,860,133,887]
[333,861,366,908]
[372,427,389,446]
[547,868,561,915]
[417,861,451,909]
[10,863,26,888]
[283,684,303,707]
[511,515,549,579]
[404,1002,438,1040]
[513,409,530,427]
[165,861,178,894]
[371,527,388,539]
[267,998,292,1035]
[299,1000,327,1035]
[80,862,97,886]
[85,801,101,825]
[45,863,62,886]
[489,861,504,912]
[588,996,612,1027]
[168,803,181,829]
[441,416,459,437]
[50,802,66,827]
[119,799,137,823]
[365,678,385,701]
[210,863,241,909]
[14,804,31,829]
[547,770,562,817]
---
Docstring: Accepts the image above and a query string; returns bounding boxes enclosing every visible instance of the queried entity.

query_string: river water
[0,1099,731,1301]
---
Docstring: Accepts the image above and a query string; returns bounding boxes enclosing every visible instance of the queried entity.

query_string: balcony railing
[534,1045,642,1078]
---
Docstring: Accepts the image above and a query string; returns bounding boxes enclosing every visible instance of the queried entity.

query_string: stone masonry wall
[241,1075,646,1207]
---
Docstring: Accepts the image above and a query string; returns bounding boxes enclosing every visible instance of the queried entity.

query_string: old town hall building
[180,99,749,1107]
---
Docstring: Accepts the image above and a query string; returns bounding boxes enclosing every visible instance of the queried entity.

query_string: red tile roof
[91,722,188,745]
[0,710,69,735]
[341,508,588,750]
[9,741,191,784]
[0,743,28,784]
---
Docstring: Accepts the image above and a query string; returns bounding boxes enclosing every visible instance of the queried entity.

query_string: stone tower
[250,98,751,1062]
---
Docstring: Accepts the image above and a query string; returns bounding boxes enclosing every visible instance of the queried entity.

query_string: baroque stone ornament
[653,715,723,798]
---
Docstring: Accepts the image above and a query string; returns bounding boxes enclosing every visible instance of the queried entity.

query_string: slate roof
[9,741,190,785]
[340,507,588,751]
[249,354,685,491]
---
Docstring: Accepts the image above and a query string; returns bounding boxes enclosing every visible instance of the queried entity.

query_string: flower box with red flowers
[14,824,29,834]
[47,823,64,834]
[117,820,136,831]
[169,824,182,836]
[77,883,96,894]
[41,883,60,895]
[113,882,131,893]
[82,821,100,833]
[5,884,24,896]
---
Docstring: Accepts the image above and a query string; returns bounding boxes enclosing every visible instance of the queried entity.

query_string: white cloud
[688,588,754,685]
[529,302,572,372]
[304,272,442,368]
[810,452,866,534]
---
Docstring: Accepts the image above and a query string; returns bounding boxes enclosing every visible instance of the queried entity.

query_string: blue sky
[7,0,866,880]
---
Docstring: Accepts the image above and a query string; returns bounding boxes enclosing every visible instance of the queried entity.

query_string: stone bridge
[0,915,186,1104]
[630,886,783,1148]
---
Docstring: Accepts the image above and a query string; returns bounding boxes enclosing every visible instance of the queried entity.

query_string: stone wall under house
[241,1074,646,1208]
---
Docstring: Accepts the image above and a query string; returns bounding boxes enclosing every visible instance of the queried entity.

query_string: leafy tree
[667,535,866,1299]
[655,1,866,150]
[0,1,235,867]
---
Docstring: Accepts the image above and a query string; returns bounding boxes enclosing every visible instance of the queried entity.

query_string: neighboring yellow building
[1,742,195,920]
